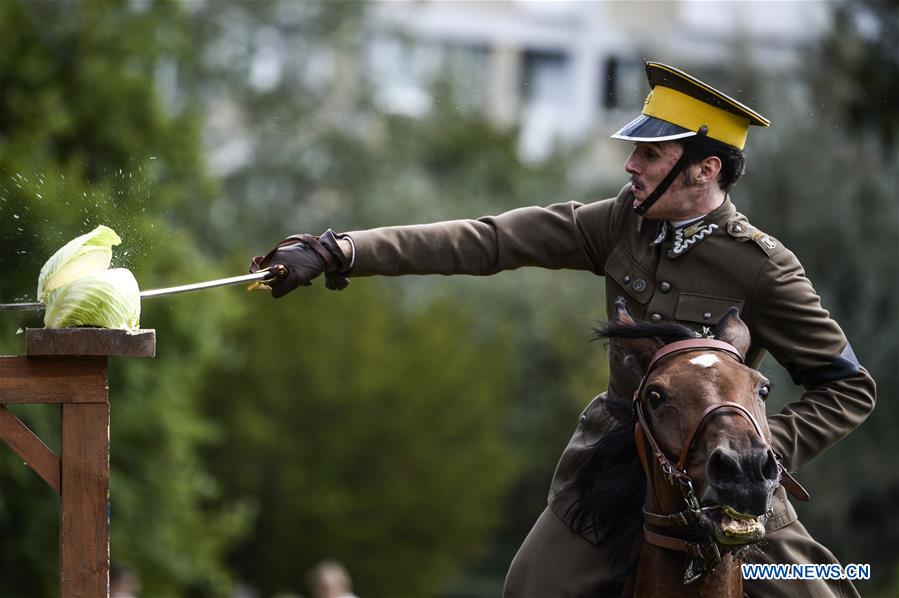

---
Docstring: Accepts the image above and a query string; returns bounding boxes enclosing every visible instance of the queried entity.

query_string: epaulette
[726,217,780,257]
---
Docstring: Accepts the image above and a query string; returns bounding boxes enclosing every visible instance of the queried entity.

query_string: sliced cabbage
[36,225,141,330]
[43,268,141,330]
[37,225,121,301]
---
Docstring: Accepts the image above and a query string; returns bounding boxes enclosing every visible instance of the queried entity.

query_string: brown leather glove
[250,229,351,298]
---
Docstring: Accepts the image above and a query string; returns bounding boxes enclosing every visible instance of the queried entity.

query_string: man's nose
[624,153,641,175]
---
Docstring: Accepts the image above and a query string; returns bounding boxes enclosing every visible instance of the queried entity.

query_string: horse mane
[564,320,699,568]
[594,320,699,344]
[565,392,644,551]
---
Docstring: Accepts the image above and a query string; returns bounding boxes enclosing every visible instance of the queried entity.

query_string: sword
[0,264,287,311]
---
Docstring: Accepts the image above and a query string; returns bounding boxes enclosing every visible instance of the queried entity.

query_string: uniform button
[650,313,662,323]
[659,281,671,292]
[703,311,712,320]
[632,279,647,292]
[623,275,631,284]
[579,414,587,424]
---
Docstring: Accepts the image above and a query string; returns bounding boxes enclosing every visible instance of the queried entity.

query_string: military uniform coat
[346,184,876,597]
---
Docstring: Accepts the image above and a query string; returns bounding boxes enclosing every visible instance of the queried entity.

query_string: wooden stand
[0,329,155,597]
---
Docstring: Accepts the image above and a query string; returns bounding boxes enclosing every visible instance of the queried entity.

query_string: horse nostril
[707,448,742,488]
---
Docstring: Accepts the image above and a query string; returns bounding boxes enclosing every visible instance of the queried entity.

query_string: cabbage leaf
[37,225,121,301]
[44,268,141,330]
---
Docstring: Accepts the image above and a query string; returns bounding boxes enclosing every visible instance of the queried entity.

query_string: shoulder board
[726,219,780,257]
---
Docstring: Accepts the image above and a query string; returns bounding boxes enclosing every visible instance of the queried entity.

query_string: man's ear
[697,155,722,184]
[714,307,750,358]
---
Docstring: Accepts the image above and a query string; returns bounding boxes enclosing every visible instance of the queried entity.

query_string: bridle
[632,338,808,585]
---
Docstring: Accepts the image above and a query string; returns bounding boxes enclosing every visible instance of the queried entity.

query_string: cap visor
[611,114,696,143]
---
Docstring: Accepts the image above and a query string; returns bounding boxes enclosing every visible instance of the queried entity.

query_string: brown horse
[568,300,807,597]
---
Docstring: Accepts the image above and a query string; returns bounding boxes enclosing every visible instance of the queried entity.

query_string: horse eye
[647,390,665,409]
[758,384,770,400]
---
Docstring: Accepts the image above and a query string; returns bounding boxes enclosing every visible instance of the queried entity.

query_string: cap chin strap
[634,127,707,216]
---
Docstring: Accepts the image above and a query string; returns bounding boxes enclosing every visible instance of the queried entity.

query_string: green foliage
[7,0,894,595]
[692,16,899,588]
[0,1,247,594]
[815,0,899,148]
[199,285,519,596]
[738,91,899,597]
[721,14,899,586]
[178,3,610,592]
[726,8,899,589]
[1,1,604,595]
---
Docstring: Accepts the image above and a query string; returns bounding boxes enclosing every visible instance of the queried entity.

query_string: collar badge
[651,222,670,246]
[669,221,718,257]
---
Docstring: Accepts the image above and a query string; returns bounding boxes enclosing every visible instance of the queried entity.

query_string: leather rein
[632,339,809,585]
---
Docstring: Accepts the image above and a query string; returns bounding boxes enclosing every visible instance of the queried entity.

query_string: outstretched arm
[254,185,631,296]
[345,191,628,277]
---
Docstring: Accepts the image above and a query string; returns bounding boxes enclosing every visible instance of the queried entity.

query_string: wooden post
[0,329,155,598]
[60,387,109,597]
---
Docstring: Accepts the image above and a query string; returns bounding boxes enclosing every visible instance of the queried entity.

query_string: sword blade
[0,267,282,311]
[0,301,45,311]
[138,270,275,298]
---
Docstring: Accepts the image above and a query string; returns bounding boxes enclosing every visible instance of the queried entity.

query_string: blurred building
[366,0,830,177]
[200,0,831,185]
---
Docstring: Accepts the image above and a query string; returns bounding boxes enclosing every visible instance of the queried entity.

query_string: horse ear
[714,307,750,358]
[612,297,636,325]
[608,298,664,379]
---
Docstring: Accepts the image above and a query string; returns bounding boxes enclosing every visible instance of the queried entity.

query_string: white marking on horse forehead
[689,353,720,368]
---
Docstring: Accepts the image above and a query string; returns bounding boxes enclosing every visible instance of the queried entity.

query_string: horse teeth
[720,513,762,536]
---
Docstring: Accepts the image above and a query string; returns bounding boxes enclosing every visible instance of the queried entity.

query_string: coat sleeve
[751,247,876,471]
[345,189,628,277]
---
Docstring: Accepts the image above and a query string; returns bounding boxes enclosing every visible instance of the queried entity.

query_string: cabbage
[44,268,141,330]
[37,225,121,301]
[36,225,141,330]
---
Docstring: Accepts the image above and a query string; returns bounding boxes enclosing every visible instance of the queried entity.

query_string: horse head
[605,300,781,586]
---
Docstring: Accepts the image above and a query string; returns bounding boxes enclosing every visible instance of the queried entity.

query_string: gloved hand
[250,229,352,298]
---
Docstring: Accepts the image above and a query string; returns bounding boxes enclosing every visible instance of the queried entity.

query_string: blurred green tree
[664,12,899,590]
[729,6,899,591]
[816,0,899,148]
[740,116,899,594]
[178,2,610,595]
[200,287,520,596]
[1,1,609,596]
[0,1,249,594]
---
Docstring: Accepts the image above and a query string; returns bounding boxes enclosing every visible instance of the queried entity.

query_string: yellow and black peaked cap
[612,62,770,150]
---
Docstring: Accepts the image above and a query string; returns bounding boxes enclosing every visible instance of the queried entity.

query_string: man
[252,62,875,597]
[307,560,359,598]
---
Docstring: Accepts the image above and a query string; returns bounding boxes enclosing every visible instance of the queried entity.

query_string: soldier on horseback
[252,62,875,597]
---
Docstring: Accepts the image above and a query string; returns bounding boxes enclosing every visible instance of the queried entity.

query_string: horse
[567,299,808,597]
